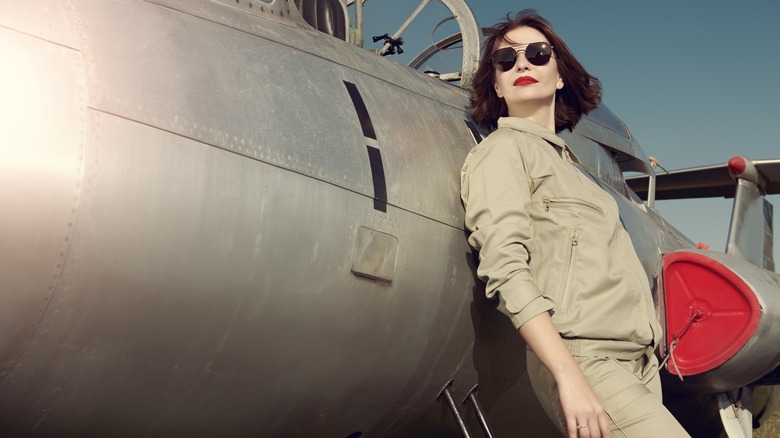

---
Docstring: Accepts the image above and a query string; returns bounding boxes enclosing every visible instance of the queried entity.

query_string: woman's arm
[520,312,611,438]
[461,136,555,327]
[462,135,608,436]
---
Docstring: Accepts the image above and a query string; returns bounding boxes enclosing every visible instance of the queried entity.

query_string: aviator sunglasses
[491,42,554,72]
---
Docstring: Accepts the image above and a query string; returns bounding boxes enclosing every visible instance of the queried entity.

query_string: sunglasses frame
[491,42,555,72]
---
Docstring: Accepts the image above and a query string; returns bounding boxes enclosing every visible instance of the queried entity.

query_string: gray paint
[0,1,777,436]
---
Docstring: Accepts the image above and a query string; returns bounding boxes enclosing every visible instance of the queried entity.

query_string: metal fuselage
[0,1,767,437]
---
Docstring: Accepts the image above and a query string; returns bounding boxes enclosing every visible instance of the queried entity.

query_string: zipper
[543,198,603,215]
[558,229,579,311]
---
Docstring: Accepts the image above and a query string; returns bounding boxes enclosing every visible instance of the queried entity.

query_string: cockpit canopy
[293,0,347,40]
[288,0,652,177]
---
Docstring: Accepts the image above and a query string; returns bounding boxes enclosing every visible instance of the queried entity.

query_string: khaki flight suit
[461,117,689,437]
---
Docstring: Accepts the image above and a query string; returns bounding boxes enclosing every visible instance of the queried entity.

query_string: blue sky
[358,1,780,265]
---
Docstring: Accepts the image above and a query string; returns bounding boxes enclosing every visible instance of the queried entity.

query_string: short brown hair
[468,10,602,132]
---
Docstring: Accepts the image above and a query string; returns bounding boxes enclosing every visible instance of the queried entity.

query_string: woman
[460,10,690,438]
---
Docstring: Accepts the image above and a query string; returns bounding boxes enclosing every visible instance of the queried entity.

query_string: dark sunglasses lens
[491,47,517,72]
[492,44,552,71]
[525,43,551,66]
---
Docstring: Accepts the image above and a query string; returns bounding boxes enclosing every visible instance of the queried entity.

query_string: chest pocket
[541,198,605,224]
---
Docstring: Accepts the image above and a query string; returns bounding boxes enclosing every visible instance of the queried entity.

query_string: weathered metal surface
[0,21,87,387]
[0,0,777,437]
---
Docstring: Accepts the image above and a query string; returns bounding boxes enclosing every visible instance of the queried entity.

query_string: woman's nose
[514,49,529,70]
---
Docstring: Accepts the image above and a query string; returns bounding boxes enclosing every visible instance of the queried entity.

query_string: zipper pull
[543,199,550,212]
[571,230,579,246]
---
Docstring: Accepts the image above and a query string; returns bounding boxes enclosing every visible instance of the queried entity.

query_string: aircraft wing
[626,158,780,201]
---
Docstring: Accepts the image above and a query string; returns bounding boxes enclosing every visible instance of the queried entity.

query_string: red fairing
[663,252,761,376]
[727,156,747,177]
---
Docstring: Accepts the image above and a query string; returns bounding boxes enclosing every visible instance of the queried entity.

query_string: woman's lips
[514,76,538,86]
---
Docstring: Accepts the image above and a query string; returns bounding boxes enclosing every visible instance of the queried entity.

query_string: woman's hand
[556,367,611,438]
[519,312,611,437]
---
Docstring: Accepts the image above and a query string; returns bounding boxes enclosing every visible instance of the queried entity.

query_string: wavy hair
[468,10,602,132]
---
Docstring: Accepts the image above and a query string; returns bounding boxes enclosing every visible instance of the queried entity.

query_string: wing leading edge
[626,158,780,201]
[627,157,779,271]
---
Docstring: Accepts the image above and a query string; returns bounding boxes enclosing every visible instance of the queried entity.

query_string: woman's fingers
[597,410,612,437]
[568,414,610,438]
[577,422,592,438]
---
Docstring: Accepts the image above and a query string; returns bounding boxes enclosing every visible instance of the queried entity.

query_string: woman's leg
[527,350,691,437]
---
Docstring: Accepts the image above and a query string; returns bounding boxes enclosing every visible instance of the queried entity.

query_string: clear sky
[358,0,780,266]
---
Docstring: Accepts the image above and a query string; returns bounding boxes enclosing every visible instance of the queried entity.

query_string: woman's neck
[507,100,555,132]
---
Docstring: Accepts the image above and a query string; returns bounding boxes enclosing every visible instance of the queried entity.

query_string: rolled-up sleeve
[461,135,554,329]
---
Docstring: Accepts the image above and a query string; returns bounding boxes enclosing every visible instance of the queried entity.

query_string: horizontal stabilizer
[626,158,780,201]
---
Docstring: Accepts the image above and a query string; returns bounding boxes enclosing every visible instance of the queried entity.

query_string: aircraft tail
[626,157,780,271]
[725,157,775,271]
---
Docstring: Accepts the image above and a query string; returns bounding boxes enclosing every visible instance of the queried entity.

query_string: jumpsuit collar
[496,117,567,149]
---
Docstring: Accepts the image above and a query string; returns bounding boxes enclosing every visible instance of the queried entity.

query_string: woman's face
[492,26,563,126]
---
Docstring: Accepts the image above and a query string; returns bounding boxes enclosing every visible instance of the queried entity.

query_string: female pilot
[460,10,690,438]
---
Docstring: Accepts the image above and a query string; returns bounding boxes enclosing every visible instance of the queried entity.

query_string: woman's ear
[557,76,564,90]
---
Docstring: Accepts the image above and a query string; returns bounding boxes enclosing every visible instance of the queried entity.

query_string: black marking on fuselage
[367,146,387,212]
[345,80,386,212]
[344,81,377,140]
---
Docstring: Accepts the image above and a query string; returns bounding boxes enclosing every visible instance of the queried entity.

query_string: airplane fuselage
[1,1,777,437]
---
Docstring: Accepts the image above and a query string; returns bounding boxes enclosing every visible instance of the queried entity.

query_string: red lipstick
[514,76,538,86]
